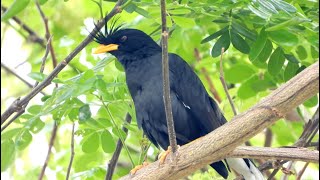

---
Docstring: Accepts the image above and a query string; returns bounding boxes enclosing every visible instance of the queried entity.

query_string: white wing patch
[182,101,191,109]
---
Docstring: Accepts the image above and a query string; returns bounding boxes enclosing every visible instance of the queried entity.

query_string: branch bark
[160,0,177,153]
[119,61,319,180]
[230,146,318,163]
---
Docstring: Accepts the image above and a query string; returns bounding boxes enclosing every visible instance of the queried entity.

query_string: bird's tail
[226,158,264,180]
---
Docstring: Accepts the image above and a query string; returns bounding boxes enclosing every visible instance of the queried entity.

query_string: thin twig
[1,62,46,95]
[35,2,58,70]
[264,128,273,147]
[0,0,124,125]
[35,2,60,179]
[66,123,75,180]
[260,107,319,178]
[1,36,52,132]
[296,162,309,180]
[194,48,222,103]
[38,122,58,180]
[105,113,132,180]
[160,0,178,154]
[219,47,237,116]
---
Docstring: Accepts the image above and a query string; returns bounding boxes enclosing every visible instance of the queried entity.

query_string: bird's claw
[158,145,180,166]
[130,162,149,175]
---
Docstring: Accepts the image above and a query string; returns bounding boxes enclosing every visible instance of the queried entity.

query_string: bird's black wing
[169,53,226,134]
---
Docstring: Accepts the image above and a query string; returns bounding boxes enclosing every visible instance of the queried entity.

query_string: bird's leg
[130,162,149,175]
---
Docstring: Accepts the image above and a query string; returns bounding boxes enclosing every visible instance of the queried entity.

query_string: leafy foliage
[1,0,318,179]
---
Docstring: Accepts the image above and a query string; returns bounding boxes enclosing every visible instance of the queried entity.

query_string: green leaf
[1,139,15,172]
[41,95,51,102]
[268,30,299,47]
[1,0,30,21]
[256,39,273,62]
[78,104,92,122]
[38,0,49,5]
[225,64,256,83]
[268,47,285,76]
[79,70,95,83]
[172,16,196,28]
[310,46,318,59]
[134,7,150,18]
[28,72,47,82]
[238,76,259,99]
[29,118,45,134]
[100,130,116,153]
[27,105,42,115]
[232,22,256,41]
[211,31,230,57]
[284,54,299,63]
[68,108,79,121]
[303,95,318,108]
[284,62,299,81]
[168,8,192,15]
[201,26,228,44]
[95,79,106,92]
[84,118,104,129]
[296,65,306,75]
[295,46,307,60]
[15,130,32,150]
[1,128,21,141]
[81,132,100,153]
[96,118,112,128]
[270,0,296,13]
[249,28,267,62]
[266,18,308,31]
[271,120,296,145]
[230,31,250,54]
[114,60,124,72]
[213,19,229,23]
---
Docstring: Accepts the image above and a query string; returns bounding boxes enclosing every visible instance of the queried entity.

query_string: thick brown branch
[230,146,318,163]
[160,0,177,153]
[119,61,319,180]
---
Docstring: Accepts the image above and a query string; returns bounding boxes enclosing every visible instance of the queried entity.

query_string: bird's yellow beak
[93,44,119,54]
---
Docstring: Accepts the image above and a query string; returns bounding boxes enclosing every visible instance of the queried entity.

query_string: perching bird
[92,23,264,180]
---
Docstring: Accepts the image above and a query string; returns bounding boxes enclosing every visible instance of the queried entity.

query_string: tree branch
[194,48,221,103]
[105,113,132,180]
[66,123,75,180]
[230,146,318,163]
[38,122,58,180]
[0,0,124,125]
[119,61,319,180]
[160,0,177,153]
[219,47,237,115]
[0,62,45,95]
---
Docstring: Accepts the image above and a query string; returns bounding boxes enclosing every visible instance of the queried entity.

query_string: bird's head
[92,22,161,59]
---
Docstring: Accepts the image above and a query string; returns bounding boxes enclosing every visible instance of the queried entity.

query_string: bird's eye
[120,36,127,42]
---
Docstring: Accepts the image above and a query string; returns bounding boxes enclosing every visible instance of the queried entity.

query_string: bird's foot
[130,162,149,175]
[158,145,180,166]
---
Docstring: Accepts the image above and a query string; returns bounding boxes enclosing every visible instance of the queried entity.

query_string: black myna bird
[92,23,264,180]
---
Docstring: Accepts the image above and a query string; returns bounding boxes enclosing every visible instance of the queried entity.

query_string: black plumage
[92,24,262,180]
